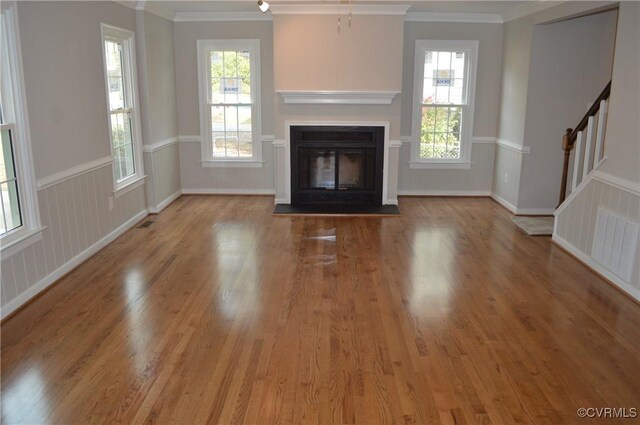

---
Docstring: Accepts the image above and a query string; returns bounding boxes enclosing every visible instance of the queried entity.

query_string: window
[197,40,262,166]
[0,7,41,249]
[101,24,144,190]
[411,40,478,167]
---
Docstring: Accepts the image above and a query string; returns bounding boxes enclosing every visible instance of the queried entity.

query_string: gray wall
[173,21,275,192]
[136,10,181,208]
[518,10,617,211]
[599,1,640,184]
[1,1,148,317]
[18,1,136,179]
[398,22,503,194]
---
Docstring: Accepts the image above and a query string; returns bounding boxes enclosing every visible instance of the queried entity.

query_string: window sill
[114,175,146,199]
[1,226,46,258]
[409,161,472,170]
[201,160,264,168]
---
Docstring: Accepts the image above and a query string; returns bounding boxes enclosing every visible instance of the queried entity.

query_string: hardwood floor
[2,196,639,425]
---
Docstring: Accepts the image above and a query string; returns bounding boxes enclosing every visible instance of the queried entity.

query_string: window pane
[1,128,17,182]
[420,106,463,159]
[238,132,252,158]
[1,180,22,235]
[111,111,135,181]
[105,40,125,110]
[224,105,238,132]
[225,134,239,158]
[212,131,226,157]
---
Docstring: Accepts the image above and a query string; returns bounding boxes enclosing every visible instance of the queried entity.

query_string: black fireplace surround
[290,126,384,206]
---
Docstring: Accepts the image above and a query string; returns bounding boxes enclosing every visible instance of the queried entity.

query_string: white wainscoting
[144,140,182,213]
[179,136,276,194]
[553,171,640,301]
[1,163,148,318]
[398,141,495,194]
[491,141,524,212]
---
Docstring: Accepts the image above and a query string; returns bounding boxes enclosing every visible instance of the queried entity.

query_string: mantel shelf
[277,91,400,105]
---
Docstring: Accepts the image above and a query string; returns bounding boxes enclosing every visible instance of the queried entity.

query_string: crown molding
[501,1,566,22]
[405,12,502,24]
[174,11,273,22]
[270,4,411,16]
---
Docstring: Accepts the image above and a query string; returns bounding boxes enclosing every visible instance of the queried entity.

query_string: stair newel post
[559,128,573,205]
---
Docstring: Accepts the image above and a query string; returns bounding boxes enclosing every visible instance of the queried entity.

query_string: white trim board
[277,91,399,105]
[398,190,491,197]
[496,138,531,154]
[552,233,640,302]
[182,188,275,195]
[0,209,149,320]
[592,170,640,196]
[37,156,114,190]
[142,137,179,153]
[270,5,411,15]
[174,12,273,22]
[491,192,517,214]
[405,12,502,23]
[149,190,182,214]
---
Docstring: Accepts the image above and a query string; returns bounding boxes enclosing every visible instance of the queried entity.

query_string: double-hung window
[101,24,144,191]
[1,6,41,250]
[197,39,262,166]
[411,40,478,167]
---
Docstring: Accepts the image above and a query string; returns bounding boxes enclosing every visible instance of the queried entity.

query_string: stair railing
[558,81,611,205]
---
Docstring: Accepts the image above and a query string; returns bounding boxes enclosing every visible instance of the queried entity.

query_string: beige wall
[518,10,618,210]
[17,1,136,179]
[274,15,404,91]
[599,1,640,184]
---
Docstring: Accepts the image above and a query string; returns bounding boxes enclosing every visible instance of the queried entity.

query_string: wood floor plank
[2,196,640,425]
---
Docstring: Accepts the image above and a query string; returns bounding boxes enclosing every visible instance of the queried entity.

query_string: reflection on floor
[2,196,639,425]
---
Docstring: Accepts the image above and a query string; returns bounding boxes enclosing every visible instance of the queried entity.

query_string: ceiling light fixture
[257,0,269,13]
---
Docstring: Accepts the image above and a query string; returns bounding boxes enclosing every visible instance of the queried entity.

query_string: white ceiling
[148,0,535,15]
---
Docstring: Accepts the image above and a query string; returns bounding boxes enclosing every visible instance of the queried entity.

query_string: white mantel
[277,91,400,105]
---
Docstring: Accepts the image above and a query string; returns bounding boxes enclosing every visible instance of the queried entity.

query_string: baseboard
[397,190,491,197]
[490,192,517,213]
[552,233,640,302]
[274,198,287,204]
[1,209,149,320]
[182,188,276,195]
[148,190,182,214]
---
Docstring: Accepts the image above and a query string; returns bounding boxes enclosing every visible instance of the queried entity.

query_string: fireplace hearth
[290,126,384,206]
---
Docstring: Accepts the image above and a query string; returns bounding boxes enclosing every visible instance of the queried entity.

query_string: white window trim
[410,39,478,167]
[0,5,44,255]
[197,39,263,166]
[100,23,145,193]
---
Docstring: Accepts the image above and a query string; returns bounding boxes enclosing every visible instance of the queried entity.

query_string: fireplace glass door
[298,148,375,192]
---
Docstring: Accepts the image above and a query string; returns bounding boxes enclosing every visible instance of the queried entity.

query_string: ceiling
[132,0,570,22]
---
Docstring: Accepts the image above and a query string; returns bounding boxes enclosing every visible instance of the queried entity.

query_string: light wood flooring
[2,196,639,425]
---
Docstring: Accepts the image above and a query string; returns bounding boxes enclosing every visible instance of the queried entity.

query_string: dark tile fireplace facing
[290,126,384,206]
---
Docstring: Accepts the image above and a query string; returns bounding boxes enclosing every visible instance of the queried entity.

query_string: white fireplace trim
[282,121,394,205]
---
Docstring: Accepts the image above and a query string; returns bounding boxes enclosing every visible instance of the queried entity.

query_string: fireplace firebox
[291,126,384,206]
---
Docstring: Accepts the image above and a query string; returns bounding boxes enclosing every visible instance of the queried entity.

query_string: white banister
[582,116,595,178]
[572,131,583,191]
[594,99,608,165]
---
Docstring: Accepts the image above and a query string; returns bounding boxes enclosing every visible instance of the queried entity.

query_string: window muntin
[198,40,261,164]
[101,24,143,188]
[412,40,478,164]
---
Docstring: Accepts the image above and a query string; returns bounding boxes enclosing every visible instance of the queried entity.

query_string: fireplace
[290,126,384,206]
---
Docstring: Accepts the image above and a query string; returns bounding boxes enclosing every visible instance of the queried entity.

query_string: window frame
[100,23,145,193]
[0,5,43,253]
[197,39,263,167]
[411,39,478,168]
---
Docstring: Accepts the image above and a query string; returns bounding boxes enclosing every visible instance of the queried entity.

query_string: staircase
[558,81,611,206]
